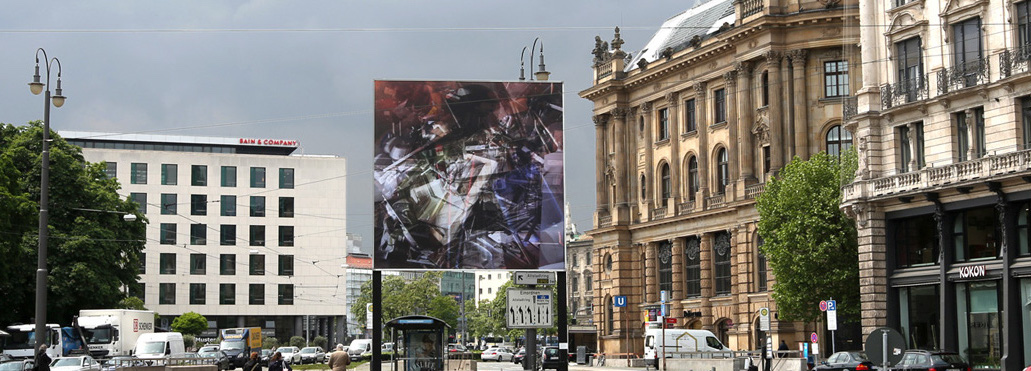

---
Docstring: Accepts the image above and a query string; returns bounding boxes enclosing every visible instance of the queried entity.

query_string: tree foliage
[264,337,279,350]
[290,336,306,348]
[756,151,859,323]
[171,312,208,336]
[351,272,459,332]
[0,122,147,325]
[313,336,328,350]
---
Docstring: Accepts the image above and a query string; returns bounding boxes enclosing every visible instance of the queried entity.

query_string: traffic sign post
[612,296,628,367]
[826,299,837,354]
[506,288,553,328]
[758,308,770,331]
[514,271,557,285]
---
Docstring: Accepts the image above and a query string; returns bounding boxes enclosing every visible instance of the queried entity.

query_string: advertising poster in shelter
[373,80,564,270]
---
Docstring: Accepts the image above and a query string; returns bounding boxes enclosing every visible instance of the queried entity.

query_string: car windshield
[933,354,965,364]
[301,348,316,354]
[220,340,245,351]
[83,328,113,345]
[278,348,297,354]
[199,347,218,353]
[0,363,27,371]
[52,358,83,367]
[137,342,166,354]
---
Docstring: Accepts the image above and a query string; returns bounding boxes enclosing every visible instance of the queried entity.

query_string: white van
[643,329,730,367]
[346,339,372,361]
[132,332,185,360]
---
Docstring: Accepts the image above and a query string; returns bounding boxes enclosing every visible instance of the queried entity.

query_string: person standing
[268,352,292,371]
[244,352,262,371]
[328,344,350,371]
[35,344,51,371]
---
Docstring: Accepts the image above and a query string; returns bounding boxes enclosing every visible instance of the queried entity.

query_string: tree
[171,312,208,336]
[0,122,146,324]
[427,295,459,329]
[290,336,306,348]
[183,335,196,350]
[756,151,860,323]
[118,297,147,311]
[264,337,279,350]
[313,336,328,350]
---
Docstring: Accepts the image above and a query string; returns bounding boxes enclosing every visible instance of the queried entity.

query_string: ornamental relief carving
[685,238,700,260]
[752,107,771,145]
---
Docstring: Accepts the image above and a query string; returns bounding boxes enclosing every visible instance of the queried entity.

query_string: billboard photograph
[373,80,564,270]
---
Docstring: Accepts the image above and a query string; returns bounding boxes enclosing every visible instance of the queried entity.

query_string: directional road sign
[613,296,627,307]
[514,271,556,285]
[506,288,553,328]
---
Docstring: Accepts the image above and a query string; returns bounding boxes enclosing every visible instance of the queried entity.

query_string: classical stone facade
[844,0,1031,367]
[580,0,860,355]
[566,235,597,354]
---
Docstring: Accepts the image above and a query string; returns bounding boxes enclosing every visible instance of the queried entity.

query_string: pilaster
[788,49,809,159]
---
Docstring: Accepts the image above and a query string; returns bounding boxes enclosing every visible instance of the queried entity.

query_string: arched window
[716,318,733,346]
[658,240,673,297]
[716,148,729,195]
[606,295,615,334]
[660,163,671,206]
[687,156,698,202]
[826,125,854,156]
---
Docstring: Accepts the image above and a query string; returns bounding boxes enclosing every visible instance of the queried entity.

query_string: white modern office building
[475,271,512,303]
[62,131,348,344]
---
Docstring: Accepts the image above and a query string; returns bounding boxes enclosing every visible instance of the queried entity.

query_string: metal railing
[842,96,858,121]
[938,57,989,94]
[881,74,929,109]
[1000,45,1031,78]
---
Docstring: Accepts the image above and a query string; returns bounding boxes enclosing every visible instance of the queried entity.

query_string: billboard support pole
[372,271,382,371]
[557,272,568,371]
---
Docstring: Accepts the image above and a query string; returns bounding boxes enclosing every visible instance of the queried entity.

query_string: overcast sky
[0,1,694,251]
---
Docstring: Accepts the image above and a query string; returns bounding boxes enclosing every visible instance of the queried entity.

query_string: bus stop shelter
[385,316,451,371]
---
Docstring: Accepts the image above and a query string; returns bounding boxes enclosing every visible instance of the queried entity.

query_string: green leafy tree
[313,336,328,350]
[756,151,860,323]
[0,122,146,324]
[427,295,459,329]
[183,335,196,350]
[264,337,279,350]
[290,336,306,348]
[171,312,208,336]
[118,297,146,311]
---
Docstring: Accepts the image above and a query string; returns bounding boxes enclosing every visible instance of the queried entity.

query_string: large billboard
[374,80,564,270]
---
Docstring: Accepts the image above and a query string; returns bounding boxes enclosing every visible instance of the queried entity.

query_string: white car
[481,347,514,362]
[274,347,302,365]
[299,347,325,364]
[50,356,101,371]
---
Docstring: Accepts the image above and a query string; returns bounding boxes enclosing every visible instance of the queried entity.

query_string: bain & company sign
[958,265,986,279]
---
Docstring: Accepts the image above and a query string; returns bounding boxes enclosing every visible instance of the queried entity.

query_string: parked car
[50,356,102,371]
[815,351,873,371]
[891,350,968,371]
[381,343,394,353]
[541,347,563,370]
[447,344,467,353]
[513,349,525,364]
[259,349,272,366]
[480,347,514,362]
[101,356,139,371]
[274,347,302,365]
[197,351,233,371]
[299,347,326,364]
[0,360,34,371]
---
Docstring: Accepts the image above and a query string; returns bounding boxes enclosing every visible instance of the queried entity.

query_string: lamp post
[29,47,66,356]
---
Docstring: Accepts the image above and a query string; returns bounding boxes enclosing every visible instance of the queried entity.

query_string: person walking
[35,344,51,371]
[777,340,790,358]
[268,352,292,371]
[328,344,350,371]
[244,352,262,371]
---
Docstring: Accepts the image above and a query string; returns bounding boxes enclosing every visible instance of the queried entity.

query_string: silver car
[274,347,301,365]
[299,347,325,364]
[50,356,102,371]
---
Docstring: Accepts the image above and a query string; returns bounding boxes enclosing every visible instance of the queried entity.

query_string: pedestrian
[244,351,262,371]
[777,340,789,358]
[328,344,350,371]
[35,344,51,371]
[268,352,292,371]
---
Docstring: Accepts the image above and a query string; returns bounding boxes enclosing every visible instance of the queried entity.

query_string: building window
[1020,1,1031,52]
[139,253,146,275]
[687,156,698,202]
[250,167,266,188]
[1021,97,1031,150]
[220,254,236,275]
[161,164,177,185]
[955,108,986,161]
[221,166,237,187]
[956,281,1001,368]
[160,223,176,245]
[221,195,236,216]
[130,193,147,214]
[657,241,673,296]
[953,17,983,87]
[658,108,670,141]
[640,174,647,202]
[763,146,771,174]
[159,283,175,305]
[104,162,117,179]
[279,197,294,218]
[894,214,939,268]
[761,71,770,107]
[756,236,768,292]
[159,253,176,274]
[161,194,177,215]
[250,254,265,275]
[684,237,701,298]
[250,225,265,246]
[190,223,206,245]
[250,196,266,217]
[1019,202,1031,256]
[826,125,854,157]
[220,225,236,246]
[607,296,615,335]
[685,99,697,133]
[131,163,148,184]
[585,274,592,290]
[605,254,613,271]
[279,226,294,247]
[191,165,207,186]
[189,283,206,305]
[278,284,294,305]
[716,148,729,195]
[280,168,295,189]
[713,232,732,296]
[896,37,924,103]
[953,206,1000,261]
[191,194,207,216]
[898,285,939,350]
[279,255,294,276]
[897,122,925,172]
[824,61,849,98]
[660,163,671,206]
[714,88,727,124]
[219,283,236,305]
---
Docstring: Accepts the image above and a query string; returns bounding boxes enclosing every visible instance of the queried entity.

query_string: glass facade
[895,214,939,268]
[898,285,939,350]
[956,281,1001,368]
[954,207,1000,261]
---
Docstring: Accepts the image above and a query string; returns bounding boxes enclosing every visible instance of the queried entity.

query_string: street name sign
[506,288,553,328]
[514,271,556,285]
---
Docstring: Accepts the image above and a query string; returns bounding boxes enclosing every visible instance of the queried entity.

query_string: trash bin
[576,346,587,365]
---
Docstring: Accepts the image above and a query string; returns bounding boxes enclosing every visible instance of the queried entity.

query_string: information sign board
[515,271,557,285]
[506,288,553,328]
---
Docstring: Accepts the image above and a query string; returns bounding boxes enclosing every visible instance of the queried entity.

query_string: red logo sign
[238,138,298,146]
[133,319,139,332]
[665,318,677,324]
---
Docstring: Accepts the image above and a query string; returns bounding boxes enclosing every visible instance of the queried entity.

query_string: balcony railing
[843,149,1031,201]
[842,96,858,121]
[599,214,612,228]
[678,201,695,215]
[652,207,668,219]
[1000,45,1031,78]
[744,183,766,199]
[741,0,764,17]
[881,74,929,109]
[706,194,726,208]
[938,57,989,94]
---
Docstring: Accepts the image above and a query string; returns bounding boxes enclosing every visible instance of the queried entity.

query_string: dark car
[259,350,272,366]
[197,351,233,371]
[815,351,873,371]
[513,349,526,364]
[541,347,563,370]
[891,350,968,371]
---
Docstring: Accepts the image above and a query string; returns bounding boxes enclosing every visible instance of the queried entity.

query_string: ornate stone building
[843,0,1031,367]
[580,0,860,354]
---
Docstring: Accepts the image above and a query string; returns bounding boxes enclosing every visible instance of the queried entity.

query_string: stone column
[965,108,978,160]
[645,241,658,304]
[907,122,918,171]
[594,114,609,217]
[765,51,785,171]
[735,62,755,182]
[694,83,710,201]
[789,50,809,159]
[612,107,630,222]
[666,92,681,208]
[781,53,792,161]
[699,233,714,330]
[852,203,888,337]
[642,103,655,210]
[671,237,686,325]
[724,71,739,199]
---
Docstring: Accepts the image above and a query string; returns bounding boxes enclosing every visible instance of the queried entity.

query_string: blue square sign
[613,296,627,307]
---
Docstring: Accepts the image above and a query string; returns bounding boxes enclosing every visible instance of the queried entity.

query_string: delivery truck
[77,309,156,359]
[219,327,262,367]
[643,329,731,367]
[1,324,87,360]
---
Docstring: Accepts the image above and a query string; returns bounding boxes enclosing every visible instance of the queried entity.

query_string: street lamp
[29,47,65,357]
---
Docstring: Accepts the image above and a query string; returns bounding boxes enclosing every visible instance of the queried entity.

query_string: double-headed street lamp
[29,47,66,355]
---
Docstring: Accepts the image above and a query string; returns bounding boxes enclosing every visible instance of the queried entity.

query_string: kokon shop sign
[239,138,298,146]
[959,265,987,279]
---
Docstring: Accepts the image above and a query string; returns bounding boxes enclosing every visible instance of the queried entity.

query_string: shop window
[898,285,939,350]
[894,214,939,268]
[159,283,175,305]
[250,196,265,217]
[220,254,235,275]
[249,284,265,305]
[687,156,698,202]
[220,225,236,246]
[824,61,849,98]
[191,165,207,186]
[713,232,732,296]
[1019,203,1031,256]
[953,207,1000,261]
[278,284,294,305]
[1020,279,1031,363]
[956,281,1001,368]
[221,195,236,216]
[826,125,853,157]
[161,194,177,215]
[657,240,673,297]
[130,193,147,214]
[685,237,701,298]
[221,166,237,187]
[131,163,148,185]
[220,283,235,304]
[161,164,177,185]
[189,283,206,305]
[191,195,207,216]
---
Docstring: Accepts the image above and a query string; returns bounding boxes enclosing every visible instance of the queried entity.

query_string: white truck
[77,309,155,359]
[133,332,185,360]
[643,329,731,367]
